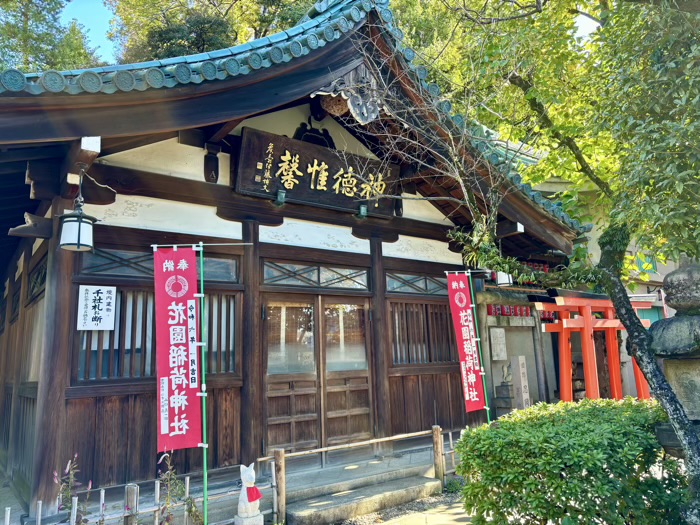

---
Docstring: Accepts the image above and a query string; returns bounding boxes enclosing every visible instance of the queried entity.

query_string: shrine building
[0,0,603,512]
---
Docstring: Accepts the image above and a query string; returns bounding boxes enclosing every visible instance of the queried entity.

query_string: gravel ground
[336,491,464,525]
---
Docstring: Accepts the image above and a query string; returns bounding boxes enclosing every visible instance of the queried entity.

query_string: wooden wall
[389,368,486,434]
[61,384,240,487]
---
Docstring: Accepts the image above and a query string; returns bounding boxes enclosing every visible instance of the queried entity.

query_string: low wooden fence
[4,427,460,525]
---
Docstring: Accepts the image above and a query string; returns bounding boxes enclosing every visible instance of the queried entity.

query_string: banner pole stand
[197,242,209,525]
[467,271,492,424]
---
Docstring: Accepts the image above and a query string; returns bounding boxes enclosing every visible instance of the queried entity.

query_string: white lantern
[59,207,97,252]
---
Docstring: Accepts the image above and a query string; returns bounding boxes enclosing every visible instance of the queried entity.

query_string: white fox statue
[235,463,263,525]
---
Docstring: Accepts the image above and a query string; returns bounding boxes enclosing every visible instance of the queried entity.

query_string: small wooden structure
[535,297,652,402]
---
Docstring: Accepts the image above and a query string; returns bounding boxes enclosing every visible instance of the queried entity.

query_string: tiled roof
[0,0,587,234]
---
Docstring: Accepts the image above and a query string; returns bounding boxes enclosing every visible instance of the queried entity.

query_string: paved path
[0,470,26,525]
[382,500,471,525]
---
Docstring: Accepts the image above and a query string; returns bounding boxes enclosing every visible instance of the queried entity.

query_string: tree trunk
[598,225,700,523]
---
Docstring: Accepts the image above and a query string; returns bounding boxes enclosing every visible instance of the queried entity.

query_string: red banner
[447,273,486,413]
[154,247,202,452]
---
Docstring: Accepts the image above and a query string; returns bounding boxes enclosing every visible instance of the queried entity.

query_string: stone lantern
[650,264,700,455]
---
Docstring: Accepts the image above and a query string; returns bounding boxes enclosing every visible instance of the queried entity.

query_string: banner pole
[198,242,209,525]
[468,271,492,424]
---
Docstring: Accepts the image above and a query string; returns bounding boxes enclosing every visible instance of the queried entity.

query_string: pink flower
[87,480,92,491]
[65,460,71,474]
[157,453,169,465]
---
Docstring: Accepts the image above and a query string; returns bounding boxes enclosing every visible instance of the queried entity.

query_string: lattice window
[386,273,448,295]
[82,248,239,283]
[76,289,238,381]
[0,297,5,333]
[27,257,47,304]
[10,286,20,322]
[389,301,457,365]
[264,261,368,290]
[82,249,154,277]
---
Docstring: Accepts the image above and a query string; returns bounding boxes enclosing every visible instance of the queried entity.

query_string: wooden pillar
[579,305,600,399]
[633,359,651,400]
[558,311,573,402]
[241,220,263,462]
[0,272,15,458]
[31,199,76,510]
[369,237,391,439]
[6,243,30,477]
[604,307,623,400]
[273,448,286,523]
[531,312,550,403]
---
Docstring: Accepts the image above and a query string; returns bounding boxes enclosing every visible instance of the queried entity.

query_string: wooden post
[70,497,78,525]
[579,306,600,399]
[633,359,651,400]
[241,220,263,462]
[369,237,392,442]
[604,308,623,400]
[152,482,159,525]
[99,489,105,521]
[432,425,445,488]
[531,312,550,403]
[274,449,286,523]
[5,244,30,478]
[36,501,42,525]
[558,311,573,402]
[31,199,77,509]
[4,507,10,525]
[124,483,139,525]
[184,476,190,525]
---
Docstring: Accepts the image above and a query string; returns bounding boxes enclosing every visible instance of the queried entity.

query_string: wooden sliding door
[263,295,373,453]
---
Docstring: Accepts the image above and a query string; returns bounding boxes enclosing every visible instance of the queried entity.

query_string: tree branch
[623,0,700,12]
[507,72,615,200]
[439,0,549,25]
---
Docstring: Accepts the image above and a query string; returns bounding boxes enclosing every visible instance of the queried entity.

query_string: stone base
[234,514,263,525]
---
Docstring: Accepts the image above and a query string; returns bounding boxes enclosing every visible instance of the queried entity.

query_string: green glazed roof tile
[0,0,582,234]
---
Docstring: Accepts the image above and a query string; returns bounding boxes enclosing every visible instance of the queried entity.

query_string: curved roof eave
[0,0,586,241]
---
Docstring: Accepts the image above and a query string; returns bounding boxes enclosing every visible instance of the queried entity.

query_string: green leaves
[455,399,687,524]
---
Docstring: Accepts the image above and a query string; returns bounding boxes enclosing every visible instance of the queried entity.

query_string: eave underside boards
[413,177,563,257]
[0,142,69,272]
[0,37,362,145]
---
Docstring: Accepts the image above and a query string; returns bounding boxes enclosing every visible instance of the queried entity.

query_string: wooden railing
[259,427,453,524]
[4,428,458,525]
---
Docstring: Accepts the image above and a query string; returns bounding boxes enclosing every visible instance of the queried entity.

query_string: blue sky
[61,0,117,63]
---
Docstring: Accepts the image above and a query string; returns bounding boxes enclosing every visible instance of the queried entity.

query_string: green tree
[105,0,313,63]
[0,1,105,71]
[0,0,65,71]
[382,0,700,520]
[51,20,105,70]
[145,12,232,60]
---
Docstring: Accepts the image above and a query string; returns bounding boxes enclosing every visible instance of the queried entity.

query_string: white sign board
[490,327,507,361]
[77,285,117,331]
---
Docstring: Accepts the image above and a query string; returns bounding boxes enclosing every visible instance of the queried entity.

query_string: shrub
[455,398,687,525]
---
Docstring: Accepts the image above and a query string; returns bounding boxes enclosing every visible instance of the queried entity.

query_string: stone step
[286,463,433,504]
[285,475,442,525]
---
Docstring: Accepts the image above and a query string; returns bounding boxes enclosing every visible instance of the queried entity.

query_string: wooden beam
[543,318,651,332]
[25,160,59,200]
[60,137,101,198]
[204,118,245,144]
[554,296,654,310]
[496,220,524,238]
[101,131,178,156]
[8,213,53,239]
[84,162,455,242]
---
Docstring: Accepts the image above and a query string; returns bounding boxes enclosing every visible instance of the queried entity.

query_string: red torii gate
[535,297,652,402]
